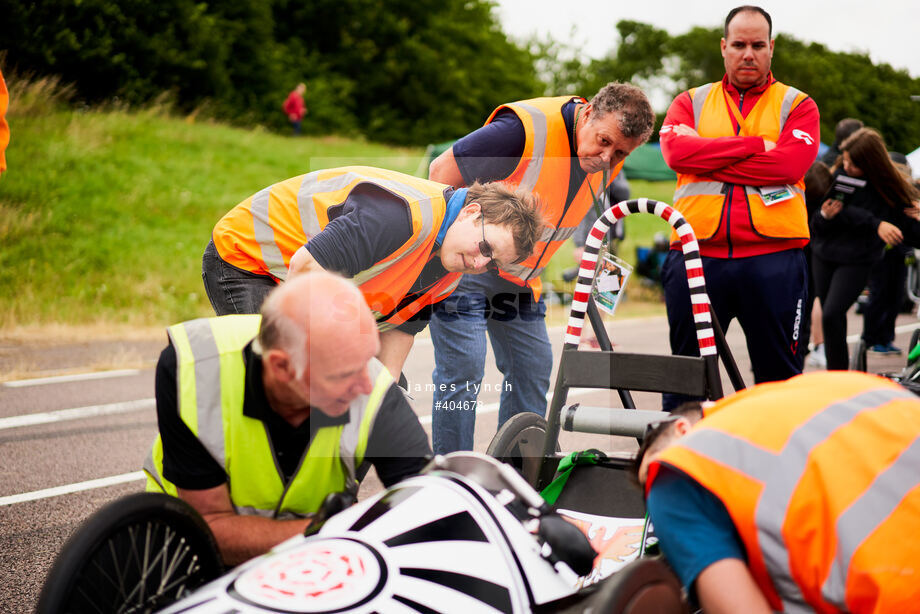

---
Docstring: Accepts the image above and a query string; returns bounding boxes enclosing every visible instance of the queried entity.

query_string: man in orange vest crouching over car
[635,371,920,613]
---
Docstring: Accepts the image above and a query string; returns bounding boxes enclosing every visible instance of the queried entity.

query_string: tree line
[540,20,920,155]
[2,3,919,152]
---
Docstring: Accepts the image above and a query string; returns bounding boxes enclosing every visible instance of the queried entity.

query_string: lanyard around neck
[721,86,749,136]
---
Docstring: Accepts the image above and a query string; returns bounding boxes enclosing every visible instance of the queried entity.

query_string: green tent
[622,143,676,181]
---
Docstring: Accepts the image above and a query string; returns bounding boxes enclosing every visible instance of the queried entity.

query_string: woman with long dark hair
[810,128,920,370]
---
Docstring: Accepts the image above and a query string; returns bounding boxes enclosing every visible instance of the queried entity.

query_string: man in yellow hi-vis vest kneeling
[144,272,432,565]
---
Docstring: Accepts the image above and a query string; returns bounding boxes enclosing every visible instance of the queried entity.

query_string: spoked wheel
[849,339,867,372]
[37,492,223,614]
[486,412,558,486]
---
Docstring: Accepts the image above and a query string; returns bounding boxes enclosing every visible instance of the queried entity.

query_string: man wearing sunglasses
[634,372,920,613]
[204,166,542,378]
[427,82,654,454]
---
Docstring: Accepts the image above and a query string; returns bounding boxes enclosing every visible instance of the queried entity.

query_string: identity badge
[591,248,632,316]
[759,185,795,205]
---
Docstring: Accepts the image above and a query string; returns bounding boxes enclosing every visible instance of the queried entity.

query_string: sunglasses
[479,217,499,273]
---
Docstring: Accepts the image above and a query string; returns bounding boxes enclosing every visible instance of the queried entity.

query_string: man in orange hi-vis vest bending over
[635,371,920,614]
[205,166,543,379]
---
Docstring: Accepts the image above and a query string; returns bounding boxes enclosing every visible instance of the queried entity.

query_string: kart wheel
[579,557,688,614]
[849,339,867,372]
[487,412,557,486]
[37,492,223,614]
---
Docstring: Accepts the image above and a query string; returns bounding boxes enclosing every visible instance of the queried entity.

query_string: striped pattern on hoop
[563,198,716,357]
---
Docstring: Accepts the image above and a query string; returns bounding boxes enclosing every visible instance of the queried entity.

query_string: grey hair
[258,288,308,378]
[589,82,655,143]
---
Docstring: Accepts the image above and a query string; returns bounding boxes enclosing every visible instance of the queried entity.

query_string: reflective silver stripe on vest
[691,83,715,127]
[438,276,461,298]
[678,387,915,611]
[779,87,802,131]
[674,181,725,200]
[352,179,436,285]
[142,452,164,490]
[674,179,804,203]
[294,170,438,287]
[181,319,227,466]
[233,505,310,520]
[821,434,920,609]
[296,170,341,240]
[510,102,548,193]
[339,360,390,494]
[250,186,289,280]
[502,260,535,280]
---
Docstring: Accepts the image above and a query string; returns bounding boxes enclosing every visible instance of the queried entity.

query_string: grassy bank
[0,86,424,329]
[0,79,674,332]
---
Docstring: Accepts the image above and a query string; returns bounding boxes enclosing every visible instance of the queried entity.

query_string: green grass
[0,99,424,329]
[0,81,675,331]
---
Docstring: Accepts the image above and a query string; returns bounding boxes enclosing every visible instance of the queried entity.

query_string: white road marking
[0,390,608,505]
[3,368,141,388]
[0,471,145,507]
[3,318,917,506]
[893,322,920,334]
[0,399,155,431]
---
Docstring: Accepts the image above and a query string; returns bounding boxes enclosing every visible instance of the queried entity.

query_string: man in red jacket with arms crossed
[659,5,819,408]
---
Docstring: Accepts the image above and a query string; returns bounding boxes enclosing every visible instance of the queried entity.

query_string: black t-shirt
[304,183,454,335]
[451,100,588,209]
[155,342,431,491]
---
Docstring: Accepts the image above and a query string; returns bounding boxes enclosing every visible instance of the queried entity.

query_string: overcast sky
[493,1,917,79]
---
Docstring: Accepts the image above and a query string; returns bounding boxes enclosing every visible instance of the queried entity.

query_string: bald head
[260,272,378,377]
[257,272,380,416]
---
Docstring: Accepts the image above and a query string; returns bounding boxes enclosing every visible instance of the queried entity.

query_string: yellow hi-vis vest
[483,96,620,299]
[211,166,461,330]
[143,315,393,518]
[648,372,920,612]
[672,80,810,242]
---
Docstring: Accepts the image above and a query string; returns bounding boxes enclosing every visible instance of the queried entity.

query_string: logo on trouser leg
[790,298,803,354]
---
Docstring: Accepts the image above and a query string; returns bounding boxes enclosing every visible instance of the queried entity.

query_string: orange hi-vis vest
[484,96,619,299]
[212,166,460,330]
[672,80,810,243]
[647,372,920,613]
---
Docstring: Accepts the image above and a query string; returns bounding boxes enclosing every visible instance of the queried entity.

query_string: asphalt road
[1,309,916,613]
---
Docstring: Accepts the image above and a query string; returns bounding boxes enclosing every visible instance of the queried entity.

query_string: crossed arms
[660,89,820,187]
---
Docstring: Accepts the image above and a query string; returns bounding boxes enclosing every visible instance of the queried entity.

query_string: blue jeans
[429,272,553,454]
[202,240,277,315]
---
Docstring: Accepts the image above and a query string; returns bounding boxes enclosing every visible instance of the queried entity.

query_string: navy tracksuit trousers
[661,248,808,410]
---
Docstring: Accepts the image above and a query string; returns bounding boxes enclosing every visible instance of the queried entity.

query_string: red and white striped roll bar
[563,198,716,357]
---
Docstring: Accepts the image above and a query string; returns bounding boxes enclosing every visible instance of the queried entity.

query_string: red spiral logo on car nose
[234,539,385,612]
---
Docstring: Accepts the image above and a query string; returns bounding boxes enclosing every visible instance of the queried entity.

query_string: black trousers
[862,248,908,347]
[661,248,807,410]
[811,254,873,370]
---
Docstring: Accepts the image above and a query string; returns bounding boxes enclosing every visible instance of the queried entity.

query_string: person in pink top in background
[0,68,9,175]
[283,83,307,136]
